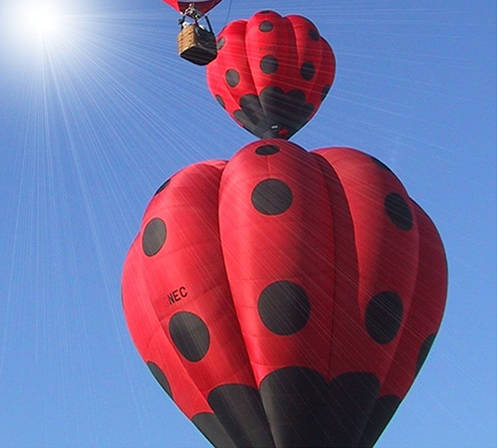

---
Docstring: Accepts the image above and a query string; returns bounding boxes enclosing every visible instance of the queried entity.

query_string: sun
[24,4,61,39]
[6,1,67,48]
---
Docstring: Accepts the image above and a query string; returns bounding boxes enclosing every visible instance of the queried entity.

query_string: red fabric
[162,0,222,15]
[206,11,336,139]
[122,140,447,445]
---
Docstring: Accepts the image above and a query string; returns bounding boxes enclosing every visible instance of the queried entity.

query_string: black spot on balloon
[192,413,236,448]
[300,62,315,80]
[217,36,226,50]
[259,368,380,447]
[147,361,172,398]
[215,95,225,109]
[260,55,279,74]
[365,291,404,344]
[169,312,210,362]
[259,10,272,14]
[233,87,314,139]
[321,84,331,101]
[208,384,274,447]
[370,156,393,173]
[360,394,401,447]
[255,144,280,155]
[416,333,436,375]
[308,28,320,41]
[259,21,273,32]
[251,179,293,215]
[225,69,240,87]
[142,218,166,256]
[385,193,413,231]
[258,281,310,335]
[154,179,170,196]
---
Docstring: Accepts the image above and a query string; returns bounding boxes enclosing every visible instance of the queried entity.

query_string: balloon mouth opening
[260,125,290,140]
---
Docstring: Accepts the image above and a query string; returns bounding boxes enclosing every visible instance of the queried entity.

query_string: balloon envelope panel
[122,139,447,447]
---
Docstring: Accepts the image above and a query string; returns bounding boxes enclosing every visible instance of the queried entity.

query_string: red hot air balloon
[122,139,447,447]
[162,0,222,16]
[206,11,336,139]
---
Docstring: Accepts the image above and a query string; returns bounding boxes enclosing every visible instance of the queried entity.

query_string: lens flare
[5,1,67,49]
[24,4,62,39]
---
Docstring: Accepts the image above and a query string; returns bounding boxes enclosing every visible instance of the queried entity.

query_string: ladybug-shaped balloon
[122,140,447,447]
[206,11,336,139]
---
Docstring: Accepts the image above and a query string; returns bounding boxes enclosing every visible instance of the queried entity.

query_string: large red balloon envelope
[122,140,447,447]
[206,11,336,139]
[162,0,222,16]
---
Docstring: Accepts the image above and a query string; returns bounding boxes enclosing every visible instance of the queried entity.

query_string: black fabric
[169,312,210,362]
[215,95,225,109]
[259,367,382,448]
[233,86,314,139]
[154,178,171,196]
[309,28,320,41]
[258,281,310,335]
[259,87,314,138]
[259,21,274,32]
[147,361,172,398]
[142,218,166,256]
[385,193,413,231]
[370,156,393,173]
[225,69,240,87]
[300,62,316,81]
[416,333,436,375]
[217,36,226,50]
[260,55,279,74]
[259,368,333,447]
[321,84,331,101]
[251,179,293,215]
[192,413,236,448]
[365,291,404,344]
[255,144,280,155]
[207,384,275,447]
[359,395,401,447]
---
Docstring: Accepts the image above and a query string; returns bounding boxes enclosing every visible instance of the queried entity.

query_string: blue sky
[0,0,495,447]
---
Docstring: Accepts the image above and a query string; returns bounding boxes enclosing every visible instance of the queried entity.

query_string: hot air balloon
[121,139,447,447]
[163,1,222,65]
[206,10,336,138]
[163,1,222,16]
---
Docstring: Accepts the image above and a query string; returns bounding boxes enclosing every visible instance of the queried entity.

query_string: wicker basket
[177,24,217,66]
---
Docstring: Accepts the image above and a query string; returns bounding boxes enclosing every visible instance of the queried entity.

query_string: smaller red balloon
[207,11,336,139]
